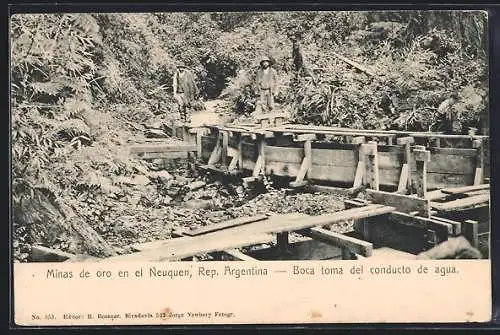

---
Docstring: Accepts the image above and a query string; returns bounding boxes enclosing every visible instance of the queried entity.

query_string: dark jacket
[256,67,278,93]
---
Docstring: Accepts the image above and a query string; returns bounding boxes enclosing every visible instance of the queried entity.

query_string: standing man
[255,56,278,114]
[173,64,199,124]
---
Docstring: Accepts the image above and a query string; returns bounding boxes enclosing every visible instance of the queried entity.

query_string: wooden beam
[430,194,490,211]
[430,216,461,235]
[221,249,259,261]
[296,133,317,142]
[332,51,376,76]
[441,184,489,195]
[297,227,373,257]
[184,215,269,236]
[351,136,366,144]
[365,189,430,217]
[389,211,453,236]
[129,144,197,154]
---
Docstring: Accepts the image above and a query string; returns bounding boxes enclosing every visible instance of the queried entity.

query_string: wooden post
[463,219,479,248]
[397,137,415,194]
[277,232,289,259]
[304,139,312,182]
[413,145,431,200]
[196,128,209,160]
[207,131,222,166]
[362,141,379,190]
[341,247,355,260]
[221,131,229,168]
[352,137,366,189]
[473,139,484,185]
[237,133,243,170]
[290,134,315,188]
[252,134,266,177]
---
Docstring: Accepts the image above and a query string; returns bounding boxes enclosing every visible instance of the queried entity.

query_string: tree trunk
[16,189,117,258]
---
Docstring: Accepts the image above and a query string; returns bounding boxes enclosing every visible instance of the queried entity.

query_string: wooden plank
[378,151,403,169]
[430,194,490,211]
[462,220,479,248]
[296,227,373,257]
[312,149,358,167]
[129,144,197,154]
[429,147,478,157]
[221,131,229,166]
[296,133,317,141]
[365,189,430,217]
[425,189,447,200]
[185,215,269,237]
[411,154,476,174]
[410,133,487,140]
[430,216,461,235]
[426,173,474,189]
[105,233,274,262]
[244,205,396,235]
[441,184,489,195]
[132,152,189,160]
[389,211,453,236]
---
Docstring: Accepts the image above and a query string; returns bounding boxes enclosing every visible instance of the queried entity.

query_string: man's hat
[176,63,187,69]
[260,57,272,66]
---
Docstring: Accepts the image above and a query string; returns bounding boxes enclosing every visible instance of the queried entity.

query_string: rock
[152,170,174,184]
[184,199,212,210]
[183,192,193,202]
[185,180,206,191]
[131,174,151,186]
[129,194,142,205]
[163,195,172,205]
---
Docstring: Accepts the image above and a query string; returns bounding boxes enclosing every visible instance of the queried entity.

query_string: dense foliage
[10,11,489,260]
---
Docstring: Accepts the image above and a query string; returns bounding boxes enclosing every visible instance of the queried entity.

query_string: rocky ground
[13,101,350,262]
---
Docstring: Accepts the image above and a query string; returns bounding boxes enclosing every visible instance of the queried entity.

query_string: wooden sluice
[109,120,490,262]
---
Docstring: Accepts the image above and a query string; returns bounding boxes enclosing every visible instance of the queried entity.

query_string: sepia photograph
[10,10,490,266]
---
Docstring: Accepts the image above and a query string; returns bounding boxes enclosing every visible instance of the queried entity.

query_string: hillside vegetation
[11,11,488,261]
